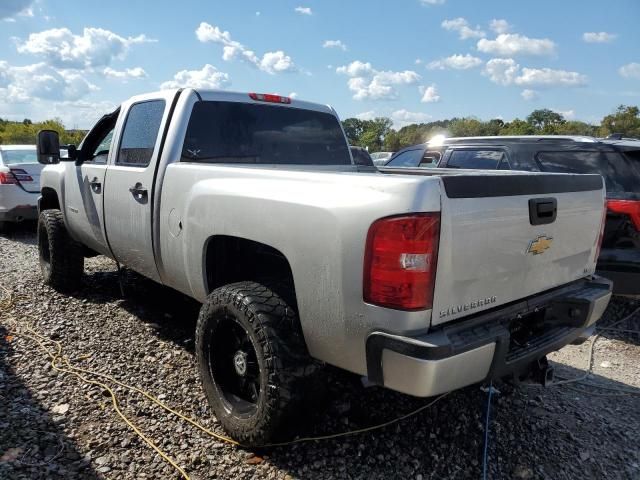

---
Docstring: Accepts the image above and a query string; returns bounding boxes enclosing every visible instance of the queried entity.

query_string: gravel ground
[1,222,639,480]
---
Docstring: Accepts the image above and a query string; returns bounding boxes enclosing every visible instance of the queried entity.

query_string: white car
[0,145,43,231]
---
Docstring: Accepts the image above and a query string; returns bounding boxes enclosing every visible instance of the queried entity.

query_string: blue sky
[1,0,639,129]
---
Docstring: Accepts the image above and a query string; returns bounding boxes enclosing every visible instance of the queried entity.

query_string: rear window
[536,151,640,196]
[181,101,350,165]
[1,149,37,165]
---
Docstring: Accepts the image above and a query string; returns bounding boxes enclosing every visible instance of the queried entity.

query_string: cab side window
[90,129,114,164]
[447,149,507,169]
[117,100,165,167]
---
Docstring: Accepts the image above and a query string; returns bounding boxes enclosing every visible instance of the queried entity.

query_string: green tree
[449,118,488,137]
[500,119,536,135]
[383,130,401,151]
[599,105,640,138]
[342,118,366,145]
[526,109,566,134]
[555,121,597,136]
[358,117,393,151]
[0,118,86,145]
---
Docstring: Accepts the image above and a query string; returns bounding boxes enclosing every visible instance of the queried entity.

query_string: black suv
[384,136,640,295]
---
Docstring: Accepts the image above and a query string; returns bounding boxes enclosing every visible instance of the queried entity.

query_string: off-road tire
[37,209,84,292]
[196,281,318,446]
[0,221,10,234]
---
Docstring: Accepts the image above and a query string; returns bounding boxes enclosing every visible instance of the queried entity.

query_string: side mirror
[36,130,61,164]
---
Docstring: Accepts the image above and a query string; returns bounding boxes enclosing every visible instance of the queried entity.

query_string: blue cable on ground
[482,381,494,480]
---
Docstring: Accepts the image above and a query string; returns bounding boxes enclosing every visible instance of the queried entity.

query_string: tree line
[1,105,639,151]
[344,105,640,153]
[0,118,85,145]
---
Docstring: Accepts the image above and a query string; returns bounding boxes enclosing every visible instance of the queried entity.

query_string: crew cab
[36,91,612,445]
[385,136,640,296]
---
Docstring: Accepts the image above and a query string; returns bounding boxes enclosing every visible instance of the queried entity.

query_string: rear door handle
[529,197,557,225]
[89,177,101,193]
[129,182,148,199]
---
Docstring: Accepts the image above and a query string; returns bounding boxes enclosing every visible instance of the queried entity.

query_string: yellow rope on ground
[0,283,449,480]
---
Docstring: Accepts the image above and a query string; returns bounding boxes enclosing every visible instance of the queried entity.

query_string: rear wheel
[196,281,318,446]
[37,209,84,292]
[0,221,10,234]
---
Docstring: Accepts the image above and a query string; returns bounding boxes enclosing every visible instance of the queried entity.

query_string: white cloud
[294,6,312,15]
[103,66,147,80]
[553,109,575,120]
[583,32,616,43]
[0,0,33,19]
[420,0,445,4]
[255,11,260,16]
[0,61,98,103]
[427,53,482,70]
[17,27,154,69]
[441,18,485,40]
[160,64,231,90]
[419,84,440,103]
[392,109,432,128]
[477,34,556,57]
[196,22,296,74]
[323,40,347,51]
[259,51,295,74]
[483,58,520,86]
[289,92,298,99]
[619,62,640,79]
[521,89,539,101]
[337,60,420,100]
[336,60,374,77]
[517,67,587,87]
[489,19,511,34]
[355,111,377,120]
[483,58,587,87]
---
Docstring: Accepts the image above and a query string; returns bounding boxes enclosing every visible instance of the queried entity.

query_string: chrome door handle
[129,182,148,198]
[89,177,102,193]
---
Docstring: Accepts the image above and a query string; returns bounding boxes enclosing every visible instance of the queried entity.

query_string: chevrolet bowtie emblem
[527,235,553,255]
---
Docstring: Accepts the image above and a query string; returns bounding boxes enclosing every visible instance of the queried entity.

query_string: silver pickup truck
[36,89,612,445]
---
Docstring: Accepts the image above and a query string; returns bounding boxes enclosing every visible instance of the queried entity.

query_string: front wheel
[195,281,318,446]
[37,209,84,292]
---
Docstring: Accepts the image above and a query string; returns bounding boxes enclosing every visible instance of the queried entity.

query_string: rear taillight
[607,199,640,231]
[249,92,291,104]
[364,213,440,310]
[0,170,18,185]
[9,168,33,182]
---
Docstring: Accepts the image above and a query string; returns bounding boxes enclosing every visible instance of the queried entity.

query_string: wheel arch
[39,187,61,212]
[202,235,299,311]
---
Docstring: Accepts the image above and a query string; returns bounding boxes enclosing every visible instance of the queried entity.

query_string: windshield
[1,149,37,165]
[181,101,351,165]
[536,150,640,198]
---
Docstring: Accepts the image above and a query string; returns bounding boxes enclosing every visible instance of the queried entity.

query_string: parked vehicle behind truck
[0,145,43,232]
[36,90,611,445]
[384,136,640,296]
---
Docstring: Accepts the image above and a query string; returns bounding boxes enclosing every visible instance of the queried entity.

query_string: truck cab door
[62,110,119,256]
[103,93,175,282]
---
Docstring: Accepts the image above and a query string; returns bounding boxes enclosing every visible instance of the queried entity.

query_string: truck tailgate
[431,173,605,326]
